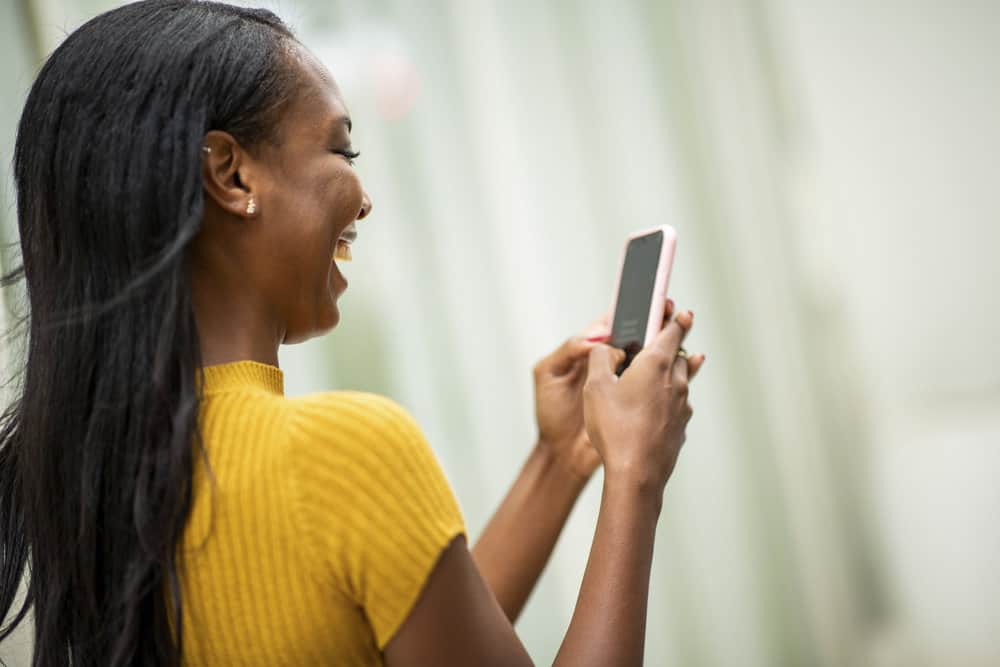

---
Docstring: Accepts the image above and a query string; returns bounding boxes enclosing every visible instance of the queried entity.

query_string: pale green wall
[2,1,999,666]
[0,6,40,667]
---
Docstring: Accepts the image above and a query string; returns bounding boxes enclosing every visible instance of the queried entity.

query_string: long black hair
[0,2,300,664]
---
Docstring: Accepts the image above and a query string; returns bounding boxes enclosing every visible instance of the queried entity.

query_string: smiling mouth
[333,225,356,263]
[333,239,352,262]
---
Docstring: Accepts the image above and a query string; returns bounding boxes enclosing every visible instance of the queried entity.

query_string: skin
[192,41,707,666]
[471,302,704,624]
[389,313,700,666]
[193,46,371,367]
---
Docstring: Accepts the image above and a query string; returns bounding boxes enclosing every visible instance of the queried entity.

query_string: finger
[644,309,694,363]
[546,336,595,375]
[661,298,675,327]
[586,344,626,387]
[687,353,706,381]
[670,350,690,394]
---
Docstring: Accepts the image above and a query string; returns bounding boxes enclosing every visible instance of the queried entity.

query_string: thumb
[587,344,626,386]
[543,336,594,375]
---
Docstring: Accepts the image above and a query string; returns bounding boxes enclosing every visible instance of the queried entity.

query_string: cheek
[265,165,363,277]
[288,166,363,233]
[274,176,337,246]
[289,171,333,224]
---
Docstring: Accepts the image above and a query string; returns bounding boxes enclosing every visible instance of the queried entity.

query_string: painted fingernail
[586,334,612,342]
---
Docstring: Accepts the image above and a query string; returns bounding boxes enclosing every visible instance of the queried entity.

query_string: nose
[357,190,373,221]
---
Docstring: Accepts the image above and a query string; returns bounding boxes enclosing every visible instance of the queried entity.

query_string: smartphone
[608,225,677,375]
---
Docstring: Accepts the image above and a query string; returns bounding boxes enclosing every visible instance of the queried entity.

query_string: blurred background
[2,0,998,665]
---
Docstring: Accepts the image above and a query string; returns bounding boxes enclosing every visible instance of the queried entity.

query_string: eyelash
[335,149,361,166]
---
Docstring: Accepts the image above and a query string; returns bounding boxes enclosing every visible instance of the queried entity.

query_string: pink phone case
[608,225,678,349]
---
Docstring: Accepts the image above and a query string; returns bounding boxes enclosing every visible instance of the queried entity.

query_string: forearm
[471,441,589,623]
[554,475,662,667]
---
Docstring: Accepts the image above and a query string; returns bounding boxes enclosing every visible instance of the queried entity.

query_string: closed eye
[334,149,361,166]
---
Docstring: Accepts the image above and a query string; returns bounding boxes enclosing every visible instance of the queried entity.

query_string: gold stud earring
[202,146,212,154]
[246,196,257,216]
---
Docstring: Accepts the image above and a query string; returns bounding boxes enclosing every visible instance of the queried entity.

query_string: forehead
[281,44,349,137]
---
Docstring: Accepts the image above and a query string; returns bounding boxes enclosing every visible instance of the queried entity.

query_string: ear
[201,130,259,219]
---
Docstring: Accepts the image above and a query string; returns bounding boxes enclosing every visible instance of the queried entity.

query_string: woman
[0,1,704,665]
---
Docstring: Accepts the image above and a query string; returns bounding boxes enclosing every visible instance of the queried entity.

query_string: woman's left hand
[532,313,615,482]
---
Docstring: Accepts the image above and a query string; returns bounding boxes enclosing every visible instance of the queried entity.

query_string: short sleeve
[287,391,466,648]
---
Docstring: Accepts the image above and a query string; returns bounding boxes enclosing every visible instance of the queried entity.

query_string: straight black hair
[0,1,299,664]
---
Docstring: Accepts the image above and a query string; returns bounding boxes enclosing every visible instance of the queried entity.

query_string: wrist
[602,465,667,516]
[532,439,592,496]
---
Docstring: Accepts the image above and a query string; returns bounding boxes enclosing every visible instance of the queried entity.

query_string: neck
[191,267,284,369]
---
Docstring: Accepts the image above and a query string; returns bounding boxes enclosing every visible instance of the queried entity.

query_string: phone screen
[611,230,664,373]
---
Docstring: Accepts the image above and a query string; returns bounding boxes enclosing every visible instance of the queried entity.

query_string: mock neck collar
[200,360,284,396]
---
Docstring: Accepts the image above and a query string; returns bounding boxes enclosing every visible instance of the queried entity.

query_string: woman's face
[204,46,372,346]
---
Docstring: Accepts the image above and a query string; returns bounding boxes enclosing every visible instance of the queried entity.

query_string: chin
[283,304,340,345]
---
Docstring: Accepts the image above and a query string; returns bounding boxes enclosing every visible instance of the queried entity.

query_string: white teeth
[333,240,352,262]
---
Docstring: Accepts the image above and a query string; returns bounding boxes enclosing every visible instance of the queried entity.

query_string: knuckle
[647,350,670,371]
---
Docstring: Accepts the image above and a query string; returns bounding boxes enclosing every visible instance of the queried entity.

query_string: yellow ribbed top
[173,360,466,665]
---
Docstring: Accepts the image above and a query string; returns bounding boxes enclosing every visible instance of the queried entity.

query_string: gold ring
[677,347,689,360]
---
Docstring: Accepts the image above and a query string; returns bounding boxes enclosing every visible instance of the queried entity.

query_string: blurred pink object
[371,50,420,121]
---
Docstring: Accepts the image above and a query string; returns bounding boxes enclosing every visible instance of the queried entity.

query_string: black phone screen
[611,230,663,373]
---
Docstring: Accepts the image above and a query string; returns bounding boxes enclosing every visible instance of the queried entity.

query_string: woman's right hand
[582,310,697,498]
[386,309,702,667]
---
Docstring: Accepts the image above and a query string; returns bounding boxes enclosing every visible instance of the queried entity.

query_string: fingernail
[586,334,612,342]
[688,310,694,321]
[666,298,675,309]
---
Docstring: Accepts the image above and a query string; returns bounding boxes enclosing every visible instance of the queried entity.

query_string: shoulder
[283,391,466,646]
[283,390,460,512]
[289,390,420,429]
[286,390,429,461]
